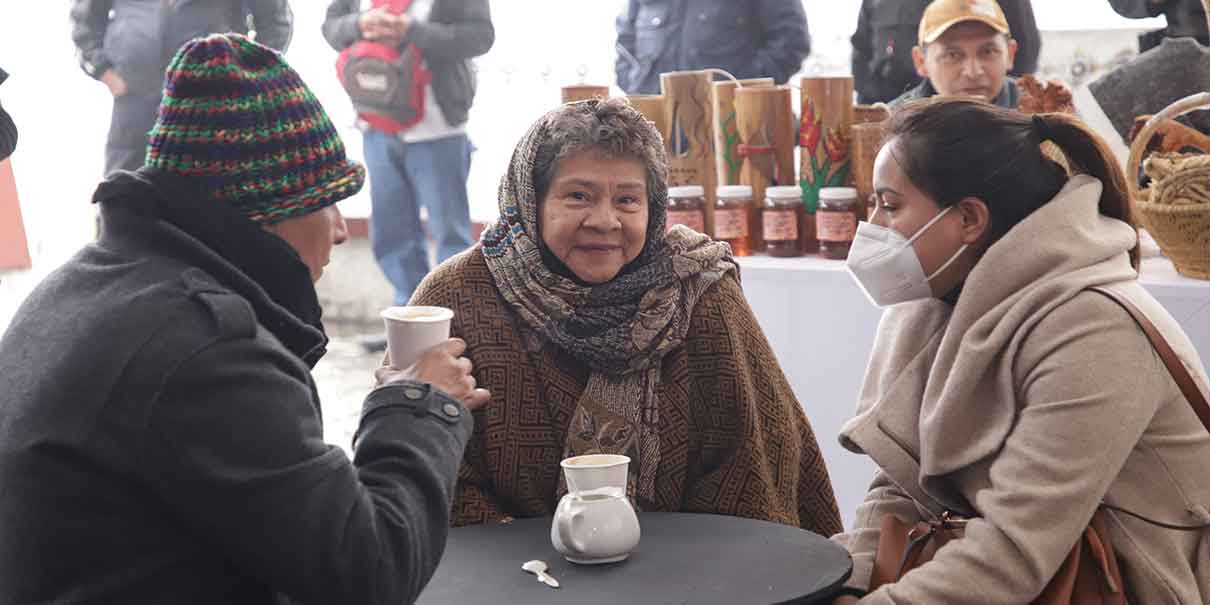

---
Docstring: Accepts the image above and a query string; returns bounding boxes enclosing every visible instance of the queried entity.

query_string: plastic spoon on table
[522,560,560,588]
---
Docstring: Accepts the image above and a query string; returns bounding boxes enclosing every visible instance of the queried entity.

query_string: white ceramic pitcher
[550,454,641,564]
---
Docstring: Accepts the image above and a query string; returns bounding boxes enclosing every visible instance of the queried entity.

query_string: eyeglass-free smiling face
[538,149,650,285]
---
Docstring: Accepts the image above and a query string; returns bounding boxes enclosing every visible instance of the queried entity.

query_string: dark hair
[885,98,1138,267]
[531,97,669,236]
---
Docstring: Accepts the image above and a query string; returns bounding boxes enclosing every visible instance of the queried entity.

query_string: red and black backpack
[335,0,432,134]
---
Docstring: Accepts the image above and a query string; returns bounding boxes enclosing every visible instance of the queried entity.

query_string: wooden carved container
[800,76,855,253]
[735,85,796,250]
[661,71,717,235]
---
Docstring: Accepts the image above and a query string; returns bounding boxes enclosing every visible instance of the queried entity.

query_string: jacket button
[651,16,662,26]
[403,387,425,400]
[442,403,462,418]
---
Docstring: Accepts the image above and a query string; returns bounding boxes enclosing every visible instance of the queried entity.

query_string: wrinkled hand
[375,338,491,411]
[100,69,127,98]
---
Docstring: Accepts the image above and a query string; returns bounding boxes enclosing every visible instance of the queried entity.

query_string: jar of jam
[666,185,706,233]
[816,187,859,260]
[763,185,804,257]
[714,185,753,256]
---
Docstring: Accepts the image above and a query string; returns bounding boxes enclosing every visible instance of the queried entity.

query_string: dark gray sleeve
[851,0,874,103]
[615,0,640,93]
[750,0,811,85]
[69,0,115,79]
[1106,0,1168,18]
[405,0,494,61]
[322,0,364,51]
[246,0,294,52]
[1003,0,1040,75]
[139,337,472,605]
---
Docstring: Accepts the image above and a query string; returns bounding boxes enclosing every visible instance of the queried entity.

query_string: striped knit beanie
[146,34,365,224]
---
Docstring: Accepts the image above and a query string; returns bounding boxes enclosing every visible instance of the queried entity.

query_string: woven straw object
[1128,92,1210,280]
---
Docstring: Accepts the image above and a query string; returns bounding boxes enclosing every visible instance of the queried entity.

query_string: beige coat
[834,176,1210,604]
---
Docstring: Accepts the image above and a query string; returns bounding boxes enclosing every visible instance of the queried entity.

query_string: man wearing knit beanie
[0,34,488,604]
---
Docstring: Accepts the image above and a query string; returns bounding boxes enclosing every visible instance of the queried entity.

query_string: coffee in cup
[380,306,454,370]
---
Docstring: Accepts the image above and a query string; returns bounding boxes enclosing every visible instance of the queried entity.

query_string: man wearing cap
[850,0,1041,104]
[890,0,1021,109]
[0,34,487,604]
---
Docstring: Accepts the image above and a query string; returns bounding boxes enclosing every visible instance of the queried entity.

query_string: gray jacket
[70,0,293,95]
[0,170,472,604]
[323,0,494,129]
[615,0,810,95]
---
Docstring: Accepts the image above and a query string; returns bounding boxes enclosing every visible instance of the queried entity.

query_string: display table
[735,254,1210,529]
[416,513,852,605]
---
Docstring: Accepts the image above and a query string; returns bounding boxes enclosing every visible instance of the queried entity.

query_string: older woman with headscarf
[411,98,842,535]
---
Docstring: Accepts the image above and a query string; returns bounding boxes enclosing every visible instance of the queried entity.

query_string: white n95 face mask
[845,205,968,308]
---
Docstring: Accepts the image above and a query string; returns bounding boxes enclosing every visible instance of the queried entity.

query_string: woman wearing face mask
[830,98,1210,604]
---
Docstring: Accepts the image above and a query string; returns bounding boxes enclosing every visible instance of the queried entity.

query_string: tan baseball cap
[918,0,1011,45]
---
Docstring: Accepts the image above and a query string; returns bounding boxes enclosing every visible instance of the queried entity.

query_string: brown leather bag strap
[1089,286,1210,435]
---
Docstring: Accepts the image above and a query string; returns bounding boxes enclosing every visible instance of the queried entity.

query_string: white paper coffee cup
[380,306,455,370]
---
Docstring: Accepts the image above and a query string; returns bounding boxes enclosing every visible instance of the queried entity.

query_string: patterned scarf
[480,105,736,506]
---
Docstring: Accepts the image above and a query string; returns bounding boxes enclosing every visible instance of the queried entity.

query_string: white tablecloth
[735,255,1210,529]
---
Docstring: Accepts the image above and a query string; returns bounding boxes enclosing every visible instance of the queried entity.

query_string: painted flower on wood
[799,95,851,213]
[799,97,821,155]
[825,129,848,165]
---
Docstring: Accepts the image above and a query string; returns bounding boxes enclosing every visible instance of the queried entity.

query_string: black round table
[416,512,852,605]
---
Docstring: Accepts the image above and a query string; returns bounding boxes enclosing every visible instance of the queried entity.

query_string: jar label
[816,210,857,242]
[763,209,798,242]
[714,208,749,239]
[667,209,705,233]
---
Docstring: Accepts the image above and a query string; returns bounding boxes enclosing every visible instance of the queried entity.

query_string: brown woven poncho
[415,100,841,535]
[414,245,841,534]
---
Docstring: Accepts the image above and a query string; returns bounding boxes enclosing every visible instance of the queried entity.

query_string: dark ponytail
[886,98,1139,268]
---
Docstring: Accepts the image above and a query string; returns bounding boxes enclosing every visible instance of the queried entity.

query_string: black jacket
[0,170,472,604]
[70,0,293,95]
[851,0,1040,104]
[322,0,494,129]
[1108,0,1208,51]
[615,0,811,95]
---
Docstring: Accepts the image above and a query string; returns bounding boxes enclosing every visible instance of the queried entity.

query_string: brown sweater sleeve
[681,275,843,537]
[410,248,509,527]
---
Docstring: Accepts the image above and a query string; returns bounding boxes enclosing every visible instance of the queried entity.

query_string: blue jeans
[362,130,474,305]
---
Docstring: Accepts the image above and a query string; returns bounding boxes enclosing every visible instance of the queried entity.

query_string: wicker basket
[1127,92,1210,280]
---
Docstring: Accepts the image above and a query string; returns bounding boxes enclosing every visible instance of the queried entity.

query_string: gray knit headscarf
[480,98,736,506]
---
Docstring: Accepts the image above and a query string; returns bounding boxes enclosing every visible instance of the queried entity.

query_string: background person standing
[614,0,811,94]
[323,0,493,353]
[888,0,1023,109]
[70,0,294,177]
[851,0,1039,104]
